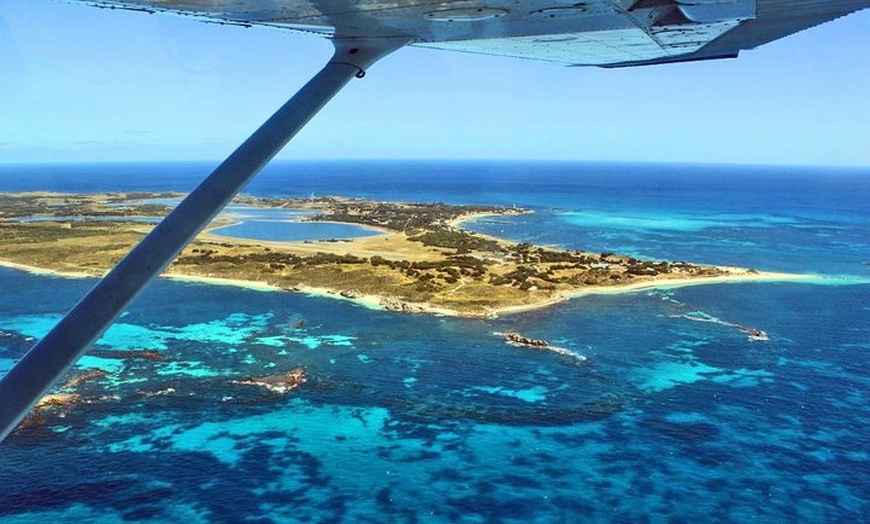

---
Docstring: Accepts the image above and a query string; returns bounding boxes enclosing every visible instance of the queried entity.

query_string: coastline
[448,210,531,230]
[565,269,817,297]
[0,193,851,320]
[162,273,284,293]
[0,260,96,279]
[447,211,508,228]
[489,270,817,316]
[0,257,823,319]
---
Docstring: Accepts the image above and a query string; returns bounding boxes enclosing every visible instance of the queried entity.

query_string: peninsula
[0,192,797,317]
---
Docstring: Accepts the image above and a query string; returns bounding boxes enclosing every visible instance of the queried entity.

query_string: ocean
[0,161,867,523]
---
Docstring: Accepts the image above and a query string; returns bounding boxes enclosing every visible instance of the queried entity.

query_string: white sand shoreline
[162,273,283,293]
[448,209,532,229]
[146,268,839,318]
[0,260,95,279]
[566,270,817,297]
[0,258,856,319]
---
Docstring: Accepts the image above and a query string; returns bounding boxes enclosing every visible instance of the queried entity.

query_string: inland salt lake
[0,160,867,523]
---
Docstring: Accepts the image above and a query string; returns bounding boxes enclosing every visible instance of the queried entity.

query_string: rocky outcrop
[89,349,169,361]
[60,368,108,390]
[504,332,549,348]
[380,297,427,314]
[230,368,307,394]
[737,326,769,341]
[499,332,588,364]
[676,313,770,341]
[136,387,176,398]
[16,392,120,433]
[35,393,83,409]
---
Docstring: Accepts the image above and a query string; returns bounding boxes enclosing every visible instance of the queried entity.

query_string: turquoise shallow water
[0,161,867,522]
[212,220,381,242]
[211,206,382,242]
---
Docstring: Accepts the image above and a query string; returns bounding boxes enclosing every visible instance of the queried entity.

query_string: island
[2,191,801,434]
[0,191,799,318]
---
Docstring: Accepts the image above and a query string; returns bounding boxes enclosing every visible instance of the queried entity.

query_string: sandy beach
[473,269,816,317]
[0,258,821,319]
[162,273,284,293]
[0,260,96,279]
[162,266,821,318]
[0,193,833,320]
[565,269,816,296]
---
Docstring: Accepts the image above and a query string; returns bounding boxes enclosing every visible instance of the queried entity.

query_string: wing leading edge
[76,0,868,66]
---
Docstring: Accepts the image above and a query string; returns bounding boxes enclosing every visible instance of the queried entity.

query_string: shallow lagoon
[212,206,382,242]
[212,219,381,242]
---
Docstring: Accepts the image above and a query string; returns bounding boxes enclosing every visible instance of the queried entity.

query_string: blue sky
[1,0,868,166]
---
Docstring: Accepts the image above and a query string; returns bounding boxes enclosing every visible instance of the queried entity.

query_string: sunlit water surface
[0,161,867,523]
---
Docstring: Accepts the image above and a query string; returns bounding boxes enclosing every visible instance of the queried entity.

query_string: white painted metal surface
[74,0,869,65]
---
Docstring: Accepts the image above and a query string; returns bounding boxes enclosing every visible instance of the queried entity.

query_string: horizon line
[0,159,868,170]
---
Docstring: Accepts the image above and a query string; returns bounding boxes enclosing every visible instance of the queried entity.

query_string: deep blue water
[0,161,868,523]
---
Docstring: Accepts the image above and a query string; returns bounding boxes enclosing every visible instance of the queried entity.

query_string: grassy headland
[0,192,793,317]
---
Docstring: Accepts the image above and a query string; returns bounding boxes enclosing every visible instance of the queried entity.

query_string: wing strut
[0,38,407,443]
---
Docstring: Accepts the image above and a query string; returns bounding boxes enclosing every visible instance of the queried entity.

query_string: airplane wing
[77,0,869,66]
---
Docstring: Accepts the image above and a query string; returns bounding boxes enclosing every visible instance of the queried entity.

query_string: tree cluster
[411,227,501,254]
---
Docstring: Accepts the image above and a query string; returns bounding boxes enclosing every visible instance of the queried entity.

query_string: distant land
[0,192,806,317]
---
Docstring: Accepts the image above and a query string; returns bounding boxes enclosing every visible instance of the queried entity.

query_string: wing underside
[71,0,870,66]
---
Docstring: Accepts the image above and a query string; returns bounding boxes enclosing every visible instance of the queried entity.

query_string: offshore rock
[504,332,550,348]
[60,368,108,390]
[16,393,120,434]
[35,393,83,409]
[737,326,770,341]
[136,387,177,398]
[15,393,83,432]
[230,368,307,395]
[496,331,587,363]
[89,349,169,361]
